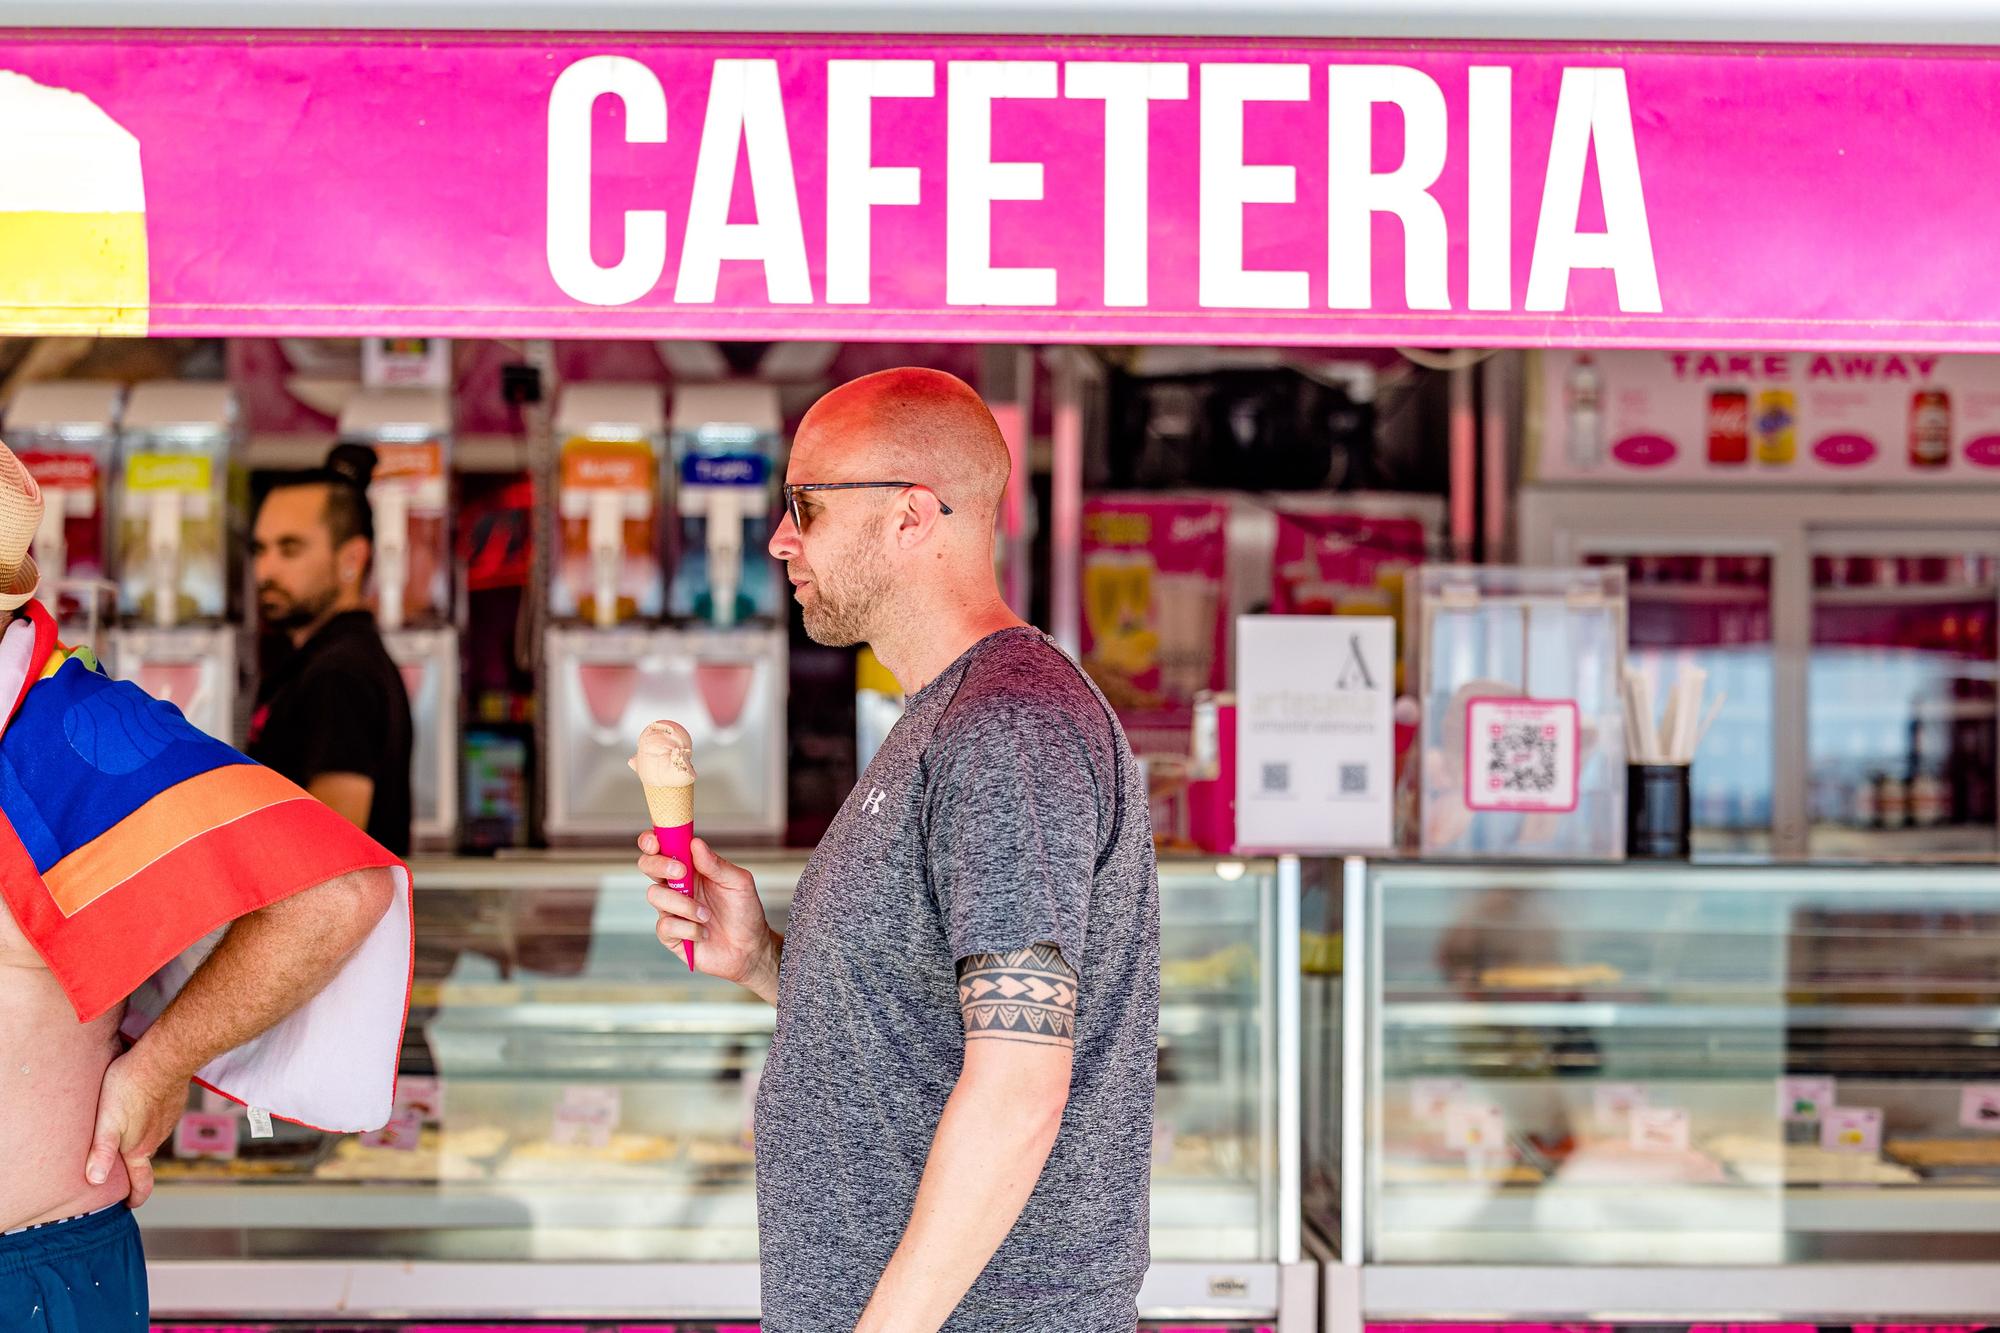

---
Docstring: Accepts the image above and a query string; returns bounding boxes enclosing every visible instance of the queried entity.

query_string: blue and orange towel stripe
[44,762,312,917]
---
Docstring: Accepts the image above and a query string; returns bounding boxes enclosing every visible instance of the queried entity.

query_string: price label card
[1778,1075,1837,1122]
[173,1112,239,1162]
[1409,1078,1468,1124]
[1594,1082,1649,1122]
[396,1076,444,1123]
[359,1110,424,1152]
[1822,1106,1884,1155]
[1960,1085,2000,1132]
[1445,1102,1508,1153]
[552,1085,622,1149]
[1630,1106,1692,1153]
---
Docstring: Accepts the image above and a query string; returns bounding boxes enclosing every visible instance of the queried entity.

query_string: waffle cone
[642,782,694,827]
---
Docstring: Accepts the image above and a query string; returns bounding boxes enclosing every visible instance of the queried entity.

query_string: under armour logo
[861,787,886,815]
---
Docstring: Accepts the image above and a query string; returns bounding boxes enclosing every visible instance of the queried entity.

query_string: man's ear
[338,535,371,584]
[893,490,943,547]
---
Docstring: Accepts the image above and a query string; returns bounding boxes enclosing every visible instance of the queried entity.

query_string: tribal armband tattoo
[956,943,1078,1049]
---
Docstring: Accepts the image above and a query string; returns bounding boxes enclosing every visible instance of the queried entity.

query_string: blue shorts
[0,1205,147,1333]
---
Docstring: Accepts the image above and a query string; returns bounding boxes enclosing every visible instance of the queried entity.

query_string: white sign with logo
[1534,350,2000,485]
[1234,616,1393,852]
[362,336,451,390]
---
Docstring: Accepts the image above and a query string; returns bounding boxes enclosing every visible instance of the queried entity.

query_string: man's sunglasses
[783,482,953,532]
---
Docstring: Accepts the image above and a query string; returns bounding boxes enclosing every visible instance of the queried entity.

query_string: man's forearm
[855,1074,1065,1333]
[126,868,396,1086]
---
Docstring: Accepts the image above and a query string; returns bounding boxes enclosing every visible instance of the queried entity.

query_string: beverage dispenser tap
[552,384,667,630]
[146,488,182,629]
[587,488,625,630]
[31,489,65,614]
[669,384,781,628]
[678,468,748,628]
[373,483,410,631]
[339,386,451,633]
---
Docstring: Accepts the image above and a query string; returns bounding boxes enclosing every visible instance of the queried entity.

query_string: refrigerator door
[1806,532,1999,857]
[1574,548,1778,855]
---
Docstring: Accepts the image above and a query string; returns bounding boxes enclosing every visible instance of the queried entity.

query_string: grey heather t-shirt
[755,627,1161,1332]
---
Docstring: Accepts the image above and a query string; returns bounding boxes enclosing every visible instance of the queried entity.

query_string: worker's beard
[259,581,339,633]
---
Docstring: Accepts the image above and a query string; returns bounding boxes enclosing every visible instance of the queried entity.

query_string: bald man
[639,368,1160,1332]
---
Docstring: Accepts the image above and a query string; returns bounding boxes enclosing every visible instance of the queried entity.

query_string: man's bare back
[0,897,130,1230]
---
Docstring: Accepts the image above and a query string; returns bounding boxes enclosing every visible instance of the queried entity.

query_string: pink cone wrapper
[655,821,696,971]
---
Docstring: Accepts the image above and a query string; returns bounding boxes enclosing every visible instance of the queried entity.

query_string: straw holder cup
[1627,763,1692,860]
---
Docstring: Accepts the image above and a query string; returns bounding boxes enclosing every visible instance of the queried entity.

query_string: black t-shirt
[247,610,414,857]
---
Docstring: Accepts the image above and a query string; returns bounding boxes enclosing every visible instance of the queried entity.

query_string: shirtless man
[2,871,392,1318]
[0,445,400,1331]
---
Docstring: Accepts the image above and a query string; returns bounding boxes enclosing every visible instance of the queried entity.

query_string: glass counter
[143,854,1309,1329]
[1317,857,2000,1318]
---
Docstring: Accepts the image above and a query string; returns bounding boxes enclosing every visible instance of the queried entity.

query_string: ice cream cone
[631,719,698,972]
[641,782,694,828]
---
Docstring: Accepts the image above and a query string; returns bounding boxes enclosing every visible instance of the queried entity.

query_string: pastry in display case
[1319,858,2000,1281]
[141,855,1309,1330]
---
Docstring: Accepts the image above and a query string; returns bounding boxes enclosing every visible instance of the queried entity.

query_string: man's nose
[769,511,800,561]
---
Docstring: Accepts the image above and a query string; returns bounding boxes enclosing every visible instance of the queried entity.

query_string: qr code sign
[1340,763,1368,795]
[1464,698,1580,813]
[1261,762,1291,795]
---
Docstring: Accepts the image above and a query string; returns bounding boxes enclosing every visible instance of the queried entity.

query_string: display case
[142,853,1312,1330]
[1316,858,2000,1327]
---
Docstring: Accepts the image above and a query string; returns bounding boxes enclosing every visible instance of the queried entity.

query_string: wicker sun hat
[0,442,44,613]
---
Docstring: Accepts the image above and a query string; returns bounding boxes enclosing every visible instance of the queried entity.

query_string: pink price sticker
[1779,1075,1837,1122]
[173,1111,240,1162]
[396,1076,444,1122]
[359,1110,424,1152]
[1959,1085,2000,1132]
[1445,1102,1508,1153]
[1593,1082,1649,1123]
[1822,1106,1885,1155]
[1630,1106,1692,1153]
[1409,1077,1468,1124]
[1463,697,1580,813]
[553,1085,622,1150]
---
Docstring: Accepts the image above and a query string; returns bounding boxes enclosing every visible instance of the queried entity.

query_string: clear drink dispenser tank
[114,382,236,628]
[1,381,120,633]
[336,387,453,631]
[552,384,666,628]
[107,381,238,742]
[669,383,782,627]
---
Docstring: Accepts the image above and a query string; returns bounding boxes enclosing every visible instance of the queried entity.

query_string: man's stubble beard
[799,524,894,649]
[260,581,338,634]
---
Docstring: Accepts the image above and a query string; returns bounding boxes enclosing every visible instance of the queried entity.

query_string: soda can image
[1708,388,1750,465]
[1755,389,1797,466]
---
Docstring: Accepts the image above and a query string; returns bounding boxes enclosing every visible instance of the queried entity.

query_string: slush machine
[1,381,121,640]
[543,382,787,843]
[105,381,239,742]
[338,386,459,850]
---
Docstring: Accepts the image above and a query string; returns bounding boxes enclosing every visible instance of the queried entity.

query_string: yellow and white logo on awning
[0,71,148,336]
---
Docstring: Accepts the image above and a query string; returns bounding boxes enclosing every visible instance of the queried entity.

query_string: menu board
[1534,350,2000,485]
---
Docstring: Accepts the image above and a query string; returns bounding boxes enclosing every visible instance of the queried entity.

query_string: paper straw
[1675,665,1709,763]
[1690,691,1728,760]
